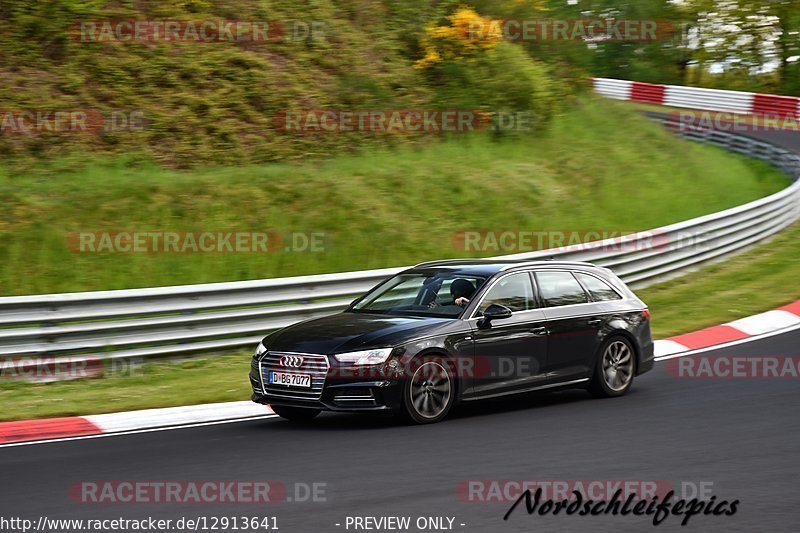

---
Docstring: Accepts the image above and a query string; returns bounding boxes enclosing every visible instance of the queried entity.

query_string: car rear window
[575,272,623,301]
[535,271,589,307]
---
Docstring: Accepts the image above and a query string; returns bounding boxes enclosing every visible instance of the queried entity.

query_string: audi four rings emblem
[280,355,304,368]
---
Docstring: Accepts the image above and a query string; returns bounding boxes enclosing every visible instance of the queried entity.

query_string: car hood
[264,312,454,355]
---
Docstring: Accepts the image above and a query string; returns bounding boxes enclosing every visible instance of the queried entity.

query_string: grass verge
[639,222,800,338]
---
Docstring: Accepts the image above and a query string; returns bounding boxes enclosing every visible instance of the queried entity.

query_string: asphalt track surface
[1,330,798,533]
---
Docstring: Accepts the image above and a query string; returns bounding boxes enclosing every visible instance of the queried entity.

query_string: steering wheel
[415,280,442,307]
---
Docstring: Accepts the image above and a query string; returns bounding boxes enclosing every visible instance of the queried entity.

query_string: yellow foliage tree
[416,7,504,69]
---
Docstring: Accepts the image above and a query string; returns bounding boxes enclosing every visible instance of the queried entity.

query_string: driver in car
[428,278,475,309]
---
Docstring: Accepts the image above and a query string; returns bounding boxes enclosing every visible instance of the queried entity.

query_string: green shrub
[428,42,561,133]
[0,1,565,171]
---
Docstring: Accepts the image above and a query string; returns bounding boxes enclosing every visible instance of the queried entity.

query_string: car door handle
[587,319,602,326]
[531,327,548,336]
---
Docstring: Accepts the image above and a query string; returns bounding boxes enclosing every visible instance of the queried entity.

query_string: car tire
[589,336,636,398]
[271,405,321,421]
[401,356,456,424]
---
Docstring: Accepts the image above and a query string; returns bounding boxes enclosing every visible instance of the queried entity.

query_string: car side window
[477,273,535,315]
[576,272,622,301]
[535,271,589,307]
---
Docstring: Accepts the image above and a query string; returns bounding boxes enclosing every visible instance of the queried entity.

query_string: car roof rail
[409,258,602,271]
[411,259,496,268]
[499,260,599,271]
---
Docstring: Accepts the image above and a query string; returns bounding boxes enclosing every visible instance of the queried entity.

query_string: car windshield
[350,272,487,318]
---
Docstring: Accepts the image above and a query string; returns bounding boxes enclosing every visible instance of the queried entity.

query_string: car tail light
[642,309,651,321]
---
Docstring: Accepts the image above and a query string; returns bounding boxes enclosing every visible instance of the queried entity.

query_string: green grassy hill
[0,1,440,168]
[0,99,788,295]
[0,2,790,297]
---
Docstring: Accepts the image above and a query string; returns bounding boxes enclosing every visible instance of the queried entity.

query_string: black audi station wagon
[250,260,654,424]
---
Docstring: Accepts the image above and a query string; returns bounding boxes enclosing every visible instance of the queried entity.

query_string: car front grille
[259,352,329,401]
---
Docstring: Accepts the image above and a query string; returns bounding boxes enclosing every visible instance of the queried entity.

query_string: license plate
[269,371,311,388]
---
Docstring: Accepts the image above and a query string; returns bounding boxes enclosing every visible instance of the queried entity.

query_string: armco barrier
[593,77,800,117]
[1,96,799,369]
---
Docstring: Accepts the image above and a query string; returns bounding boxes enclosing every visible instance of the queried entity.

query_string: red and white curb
[0,401,275,447]
[654,301,800,359]
[2,300,798,447]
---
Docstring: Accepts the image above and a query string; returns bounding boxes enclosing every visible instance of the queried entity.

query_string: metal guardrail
[664,85,756,114]
[592,77,776,115]
[1,115,799,368]
[593,78,633,100]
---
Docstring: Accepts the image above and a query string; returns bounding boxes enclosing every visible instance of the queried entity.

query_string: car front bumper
[250,357,404,413]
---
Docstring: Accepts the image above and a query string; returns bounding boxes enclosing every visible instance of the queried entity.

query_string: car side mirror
[477,304,513,329]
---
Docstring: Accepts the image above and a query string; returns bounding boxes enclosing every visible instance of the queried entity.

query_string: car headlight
[333,348,394,366]
[254,342,267,358]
